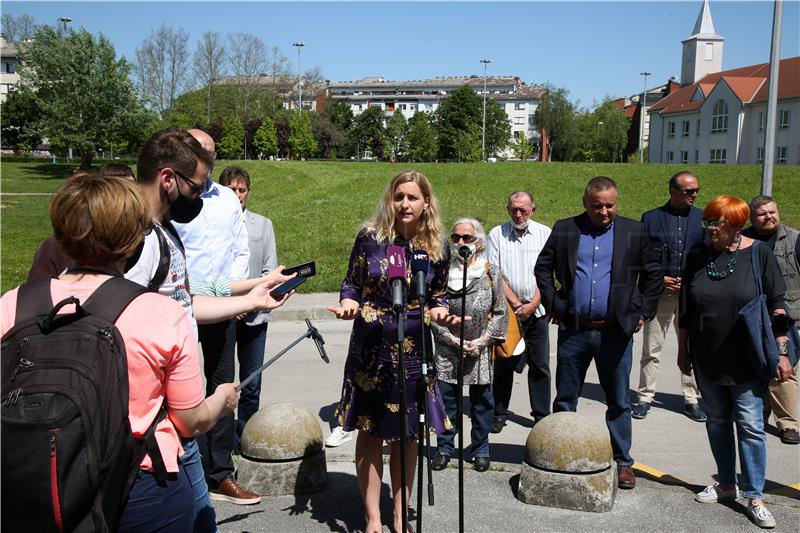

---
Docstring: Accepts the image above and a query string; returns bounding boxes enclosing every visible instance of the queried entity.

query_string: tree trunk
[79,149,94,170]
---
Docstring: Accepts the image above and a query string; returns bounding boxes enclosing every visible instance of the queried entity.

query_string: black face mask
[169,190,203,223]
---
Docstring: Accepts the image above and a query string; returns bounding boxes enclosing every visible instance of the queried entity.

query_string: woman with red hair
[677,195,793,529]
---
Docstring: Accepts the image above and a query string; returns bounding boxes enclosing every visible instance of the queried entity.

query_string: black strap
[15,278,56,323]
[148,227,171,292]
[751,241,764,296]
[82,277,149,323]
[142,403,170,483]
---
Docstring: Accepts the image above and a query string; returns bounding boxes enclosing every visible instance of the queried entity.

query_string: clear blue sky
[5,1,799,108]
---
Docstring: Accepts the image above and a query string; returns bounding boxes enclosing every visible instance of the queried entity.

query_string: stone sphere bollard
[517,412,617,512]
[236,403,327,496]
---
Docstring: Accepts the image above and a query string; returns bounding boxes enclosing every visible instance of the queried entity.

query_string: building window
[711,100,728,133]
[776,146,787,164]
[696,119,701,135]
[410,104,417,111]
[354,104,362,111]
[528,115,537,128]
[5,62,15,74]
[513,131,523,139]
[681,151,689,163]
[515,103,525,110]
[695,150,699,163]
[759,112,766,130]
[705,42,713,61]
[756,147,765,164]
[667,151,674,163]
[779,110,790,129]
[709,148,727,163]
[668,122,676,137]
[399,104,407,111]
[682,121,690,137]
[514,117,525,125]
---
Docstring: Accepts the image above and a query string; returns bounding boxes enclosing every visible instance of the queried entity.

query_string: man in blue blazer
[633,171,707,423]
[535,176,663,490]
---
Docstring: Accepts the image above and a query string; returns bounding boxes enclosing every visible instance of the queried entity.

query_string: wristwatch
[777,340,789,356]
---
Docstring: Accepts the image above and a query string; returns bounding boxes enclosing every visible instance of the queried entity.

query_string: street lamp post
[638,71,651,164]
[58,17,72,33]
[293,42,305,111]
[480,59,491,162]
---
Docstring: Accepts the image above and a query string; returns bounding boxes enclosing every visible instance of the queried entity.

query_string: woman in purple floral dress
[328,171,458,533]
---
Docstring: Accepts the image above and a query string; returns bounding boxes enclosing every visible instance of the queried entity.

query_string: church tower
[680,0,724,85]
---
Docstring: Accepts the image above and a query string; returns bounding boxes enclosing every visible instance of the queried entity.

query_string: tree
[513,133,533,161]
[134,25,191,117]
[219,114,244,159]
[0,87,43,151]
[288,110,317,159]
[384,110,409,162]
[193,31,226,126]
[454,123,483,162]
[310,113,345,158]
[267,45,291,97]
[592,99,631,162]
[253,117,278,159]
[434,85,509,160]
[406,112,437,162]
[347,106,385,159]
[1,13,39,42]
[324,98,354,131]
[16,25,141,168]
[227,32,267,125]
[535,84,576,161]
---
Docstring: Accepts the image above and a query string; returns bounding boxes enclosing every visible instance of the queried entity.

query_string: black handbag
[738,242,780,378]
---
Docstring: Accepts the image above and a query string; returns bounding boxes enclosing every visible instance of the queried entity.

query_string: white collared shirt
[486,219,551,317]
[173,181,250,284]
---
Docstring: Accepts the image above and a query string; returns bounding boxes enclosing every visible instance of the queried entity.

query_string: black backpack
[1,277,168,532]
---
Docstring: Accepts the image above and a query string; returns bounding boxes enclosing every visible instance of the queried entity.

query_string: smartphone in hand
[270,276,306,299]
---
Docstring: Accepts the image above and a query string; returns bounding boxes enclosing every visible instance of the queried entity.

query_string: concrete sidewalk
[214,293,800,532]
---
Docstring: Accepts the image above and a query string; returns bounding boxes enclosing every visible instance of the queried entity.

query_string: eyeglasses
[171,169,207,195]
[674,187,700,196]
[701,219,724,229]
[451,233,477,244]
[227,186,249,194]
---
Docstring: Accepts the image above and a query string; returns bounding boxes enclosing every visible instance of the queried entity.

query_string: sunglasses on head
[451,233,476,244]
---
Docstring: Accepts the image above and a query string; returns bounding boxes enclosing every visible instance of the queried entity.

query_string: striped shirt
[486,220,552,318]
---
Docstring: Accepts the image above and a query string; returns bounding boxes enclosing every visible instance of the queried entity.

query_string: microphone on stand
[388,245,407,311]
[458,245,474,260]
[304,318,330,363]
[411,250,429,302]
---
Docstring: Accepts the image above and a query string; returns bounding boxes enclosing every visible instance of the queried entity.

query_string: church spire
[691,0,718,37]
[681,0,724,84]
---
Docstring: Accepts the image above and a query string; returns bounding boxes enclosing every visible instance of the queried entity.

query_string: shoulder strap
[148,226,171,292]
[82,277,149,323]
[15,278,55,323]
[751,241,764,296]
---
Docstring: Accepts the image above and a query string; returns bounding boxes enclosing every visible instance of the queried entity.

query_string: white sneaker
[746,502,776,529]
[695,484,740,503]
[325,426,354,447]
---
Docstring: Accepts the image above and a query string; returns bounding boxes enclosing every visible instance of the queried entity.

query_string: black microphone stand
[415,269,435,533]
[456,246,471,533]
[394,284,409,533]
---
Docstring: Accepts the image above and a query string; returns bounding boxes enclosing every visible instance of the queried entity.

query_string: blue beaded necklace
[706,239,741,280]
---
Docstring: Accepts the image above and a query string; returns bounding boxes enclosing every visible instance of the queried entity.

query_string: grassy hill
[2,159,799,293]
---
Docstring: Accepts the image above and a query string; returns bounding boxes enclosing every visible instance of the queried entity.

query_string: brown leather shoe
[209,478,261,505]
[617,465,636,489]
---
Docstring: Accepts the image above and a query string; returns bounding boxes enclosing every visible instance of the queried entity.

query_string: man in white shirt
[486,191,552,433]
[172,129,259,505]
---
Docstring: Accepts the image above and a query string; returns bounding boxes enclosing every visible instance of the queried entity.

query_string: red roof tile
[650,56,799,115]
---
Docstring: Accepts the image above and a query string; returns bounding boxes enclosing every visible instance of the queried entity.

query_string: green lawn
[2,159,799,294]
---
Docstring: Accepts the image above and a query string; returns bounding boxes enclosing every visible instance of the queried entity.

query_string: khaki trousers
[637,291,700,404]
[764,335,799,431]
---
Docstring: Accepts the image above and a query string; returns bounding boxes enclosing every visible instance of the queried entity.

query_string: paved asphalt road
[209,294,799,532]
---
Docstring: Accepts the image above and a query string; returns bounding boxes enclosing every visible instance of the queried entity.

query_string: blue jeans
[119,466,193,533]
[695,366,768,499]
[235,322,268,450]
[180,438,217,533]
[437,380,494,458]
[552,325,634,465]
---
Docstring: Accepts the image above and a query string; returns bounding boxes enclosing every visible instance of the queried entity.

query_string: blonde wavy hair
[363,170,446,262]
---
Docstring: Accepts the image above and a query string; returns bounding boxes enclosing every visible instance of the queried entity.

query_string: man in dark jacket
[632,171,707,422]
[535,176,663,490]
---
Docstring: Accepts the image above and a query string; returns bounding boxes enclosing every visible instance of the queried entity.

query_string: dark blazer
[534,213,664,337]
[640,203,705,274]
